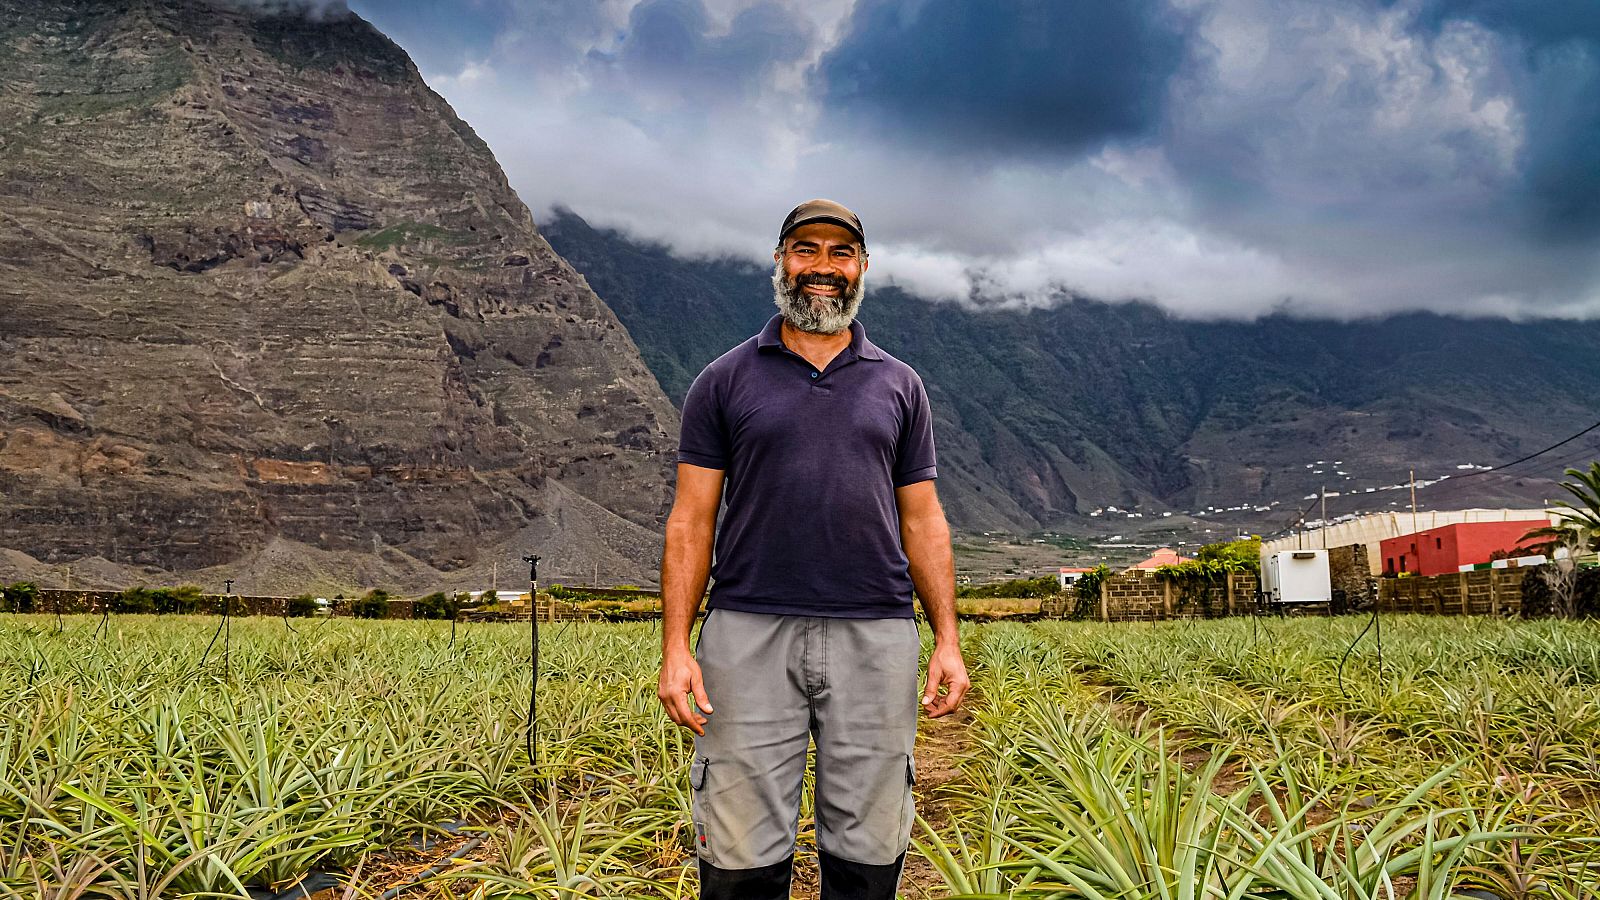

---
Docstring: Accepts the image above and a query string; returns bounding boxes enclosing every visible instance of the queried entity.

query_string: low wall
[1093,570,1263,622]
[1376,568,1524,616]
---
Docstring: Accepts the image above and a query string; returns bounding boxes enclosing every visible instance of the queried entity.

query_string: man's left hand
[921,642,970,717]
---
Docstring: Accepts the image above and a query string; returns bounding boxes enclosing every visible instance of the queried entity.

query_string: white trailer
[1261,550,1332,607]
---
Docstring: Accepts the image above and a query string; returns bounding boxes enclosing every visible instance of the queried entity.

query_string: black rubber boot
[818,851,905,900]
[698,856,793,900]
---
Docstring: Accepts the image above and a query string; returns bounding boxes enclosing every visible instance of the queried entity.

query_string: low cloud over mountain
[354,0,1600,319]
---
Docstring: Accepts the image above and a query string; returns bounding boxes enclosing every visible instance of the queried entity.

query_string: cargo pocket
[689,757,710,857]
[898,753,916,849]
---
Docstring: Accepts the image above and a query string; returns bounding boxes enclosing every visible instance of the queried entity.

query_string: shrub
[1,582,40,613]
[113,587,158,614]
[157,585,204,614]
[113,585,205,615]
[958,575,1060,599]
[286,594,319,617]
[351,589,391,620]
[413,591,459,620]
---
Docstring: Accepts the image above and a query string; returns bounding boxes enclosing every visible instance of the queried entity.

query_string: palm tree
[1524,462,1600,550]
[1521,461,1600,618]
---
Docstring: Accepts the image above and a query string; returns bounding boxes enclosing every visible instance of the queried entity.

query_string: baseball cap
[779,199,866,248]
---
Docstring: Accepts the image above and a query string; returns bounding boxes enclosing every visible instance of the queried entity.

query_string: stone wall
[1376,569,1524,617]
[1328,544,1373,612]
[1096,570,1264,622]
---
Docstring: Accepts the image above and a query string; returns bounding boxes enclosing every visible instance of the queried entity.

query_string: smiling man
[657,199,969,900]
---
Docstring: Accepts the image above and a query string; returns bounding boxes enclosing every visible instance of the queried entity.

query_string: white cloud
[363,0,1600,320]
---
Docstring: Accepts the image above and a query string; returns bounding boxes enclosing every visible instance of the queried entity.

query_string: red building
[1379,520,1546,577]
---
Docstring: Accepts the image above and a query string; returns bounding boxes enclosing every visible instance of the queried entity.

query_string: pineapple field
[1,614,1596,898]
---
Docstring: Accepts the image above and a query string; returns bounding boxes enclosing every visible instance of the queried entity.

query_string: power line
[1445,418,1600,480]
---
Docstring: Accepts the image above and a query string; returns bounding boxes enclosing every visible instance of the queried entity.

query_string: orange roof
[1131,548,1192,569]
[1058,566,1095,574]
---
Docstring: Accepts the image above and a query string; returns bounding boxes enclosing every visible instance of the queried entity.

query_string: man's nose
[808,255,841,275]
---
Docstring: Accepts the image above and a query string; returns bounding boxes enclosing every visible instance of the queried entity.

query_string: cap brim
[781,215,865,246]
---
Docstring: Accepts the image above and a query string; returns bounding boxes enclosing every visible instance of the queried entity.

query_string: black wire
[1441,419,1600,481]
[198,614,226,670]
[1337,602,1382,698]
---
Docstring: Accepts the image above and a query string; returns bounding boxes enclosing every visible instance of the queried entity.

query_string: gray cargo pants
[691,608,920,898]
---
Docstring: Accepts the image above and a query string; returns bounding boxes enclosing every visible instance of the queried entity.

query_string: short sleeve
[677,365,729,470]
[892,374,937,487]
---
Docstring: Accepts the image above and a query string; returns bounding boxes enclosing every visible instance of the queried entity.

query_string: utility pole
[1410,468,1419,535]
[1321,487,1328,550]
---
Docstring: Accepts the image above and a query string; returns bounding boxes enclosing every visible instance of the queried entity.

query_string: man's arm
[658,463,725,735]
[896,479,969,717]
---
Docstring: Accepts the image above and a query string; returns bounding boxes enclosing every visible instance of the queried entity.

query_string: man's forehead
[784,222,861,246]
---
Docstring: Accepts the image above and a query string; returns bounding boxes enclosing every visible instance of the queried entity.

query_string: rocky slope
[0,2,678,592]
[545,210,1600,534]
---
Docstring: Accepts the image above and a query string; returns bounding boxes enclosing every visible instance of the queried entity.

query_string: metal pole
[1410,468,1418,535]
[522,554,541,772]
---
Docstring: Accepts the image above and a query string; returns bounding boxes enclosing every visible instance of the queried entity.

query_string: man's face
[772,222,868,335]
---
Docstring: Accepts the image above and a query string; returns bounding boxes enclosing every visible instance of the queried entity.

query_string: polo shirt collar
[756,313,884,361]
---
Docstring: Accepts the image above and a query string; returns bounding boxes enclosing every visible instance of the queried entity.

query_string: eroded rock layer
[0,1,678,588]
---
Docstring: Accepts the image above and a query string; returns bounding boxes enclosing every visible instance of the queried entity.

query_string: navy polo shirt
[677,314,938,619]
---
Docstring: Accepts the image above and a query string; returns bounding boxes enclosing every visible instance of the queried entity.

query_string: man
[657,199,969,900]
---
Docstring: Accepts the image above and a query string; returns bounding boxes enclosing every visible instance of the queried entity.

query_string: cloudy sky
[343,0,1600,320]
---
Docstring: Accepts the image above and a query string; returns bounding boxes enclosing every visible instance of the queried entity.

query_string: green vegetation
[349,589,391,620]
[0,582,39,613]
[0,615,1593,896]
[286,594,320,618]
[413,591,461,620]
[352,221,472,252]
[33,48,191,121]
[958,574,1061,599]
[1154,537,1261,616]
[112,584,205,614]
[1522,462,1600,618]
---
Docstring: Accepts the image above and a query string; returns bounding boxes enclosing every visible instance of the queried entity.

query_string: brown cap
[779,199,865,247]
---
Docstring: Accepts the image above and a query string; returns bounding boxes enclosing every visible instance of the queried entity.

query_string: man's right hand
[658,649,714,736]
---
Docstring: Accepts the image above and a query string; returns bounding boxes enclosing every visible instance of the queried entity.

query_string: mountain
[0,1,678,592]
[544,210,1600,533]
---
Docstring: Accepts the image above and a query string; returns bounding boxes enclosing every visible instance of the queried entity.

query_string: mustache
[795,273,849,290]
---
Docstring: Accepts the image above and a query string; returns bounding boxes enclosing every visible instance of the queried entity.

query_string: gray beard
[772,264,865,335]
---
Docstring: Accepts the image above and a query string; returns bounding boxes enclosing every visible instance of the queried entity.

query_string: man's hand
[658,649,714,735]
[921,641,969,717]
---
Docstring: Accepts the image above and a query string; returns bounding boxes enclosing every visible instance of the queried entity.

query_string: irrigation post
[523,554,541,770]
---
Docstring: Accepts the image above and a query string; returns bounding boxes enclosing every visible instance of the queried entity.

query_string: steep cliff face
[545,210,1600,533]
[0,2,678,589]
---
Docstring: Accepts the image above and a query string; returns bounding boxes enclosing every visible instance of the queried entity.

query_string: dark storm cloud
[816,0,1189,158]
[1404,0,1600,237]
[592,0,813,106]
[353,0,1600,319]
